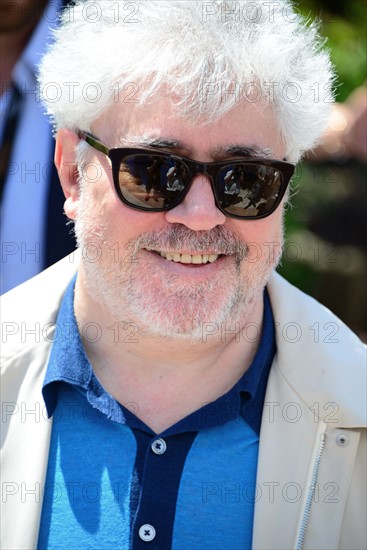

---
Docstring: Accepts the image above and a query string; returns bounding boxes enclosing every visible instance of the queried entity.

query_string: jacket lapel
[1,345,54,549]
[252,273,366,549]
[1,254,78,550]
[253,363,362,549]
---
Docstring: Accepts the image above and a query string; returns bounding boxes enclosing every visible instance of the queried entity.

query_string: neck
[74,271,265,433]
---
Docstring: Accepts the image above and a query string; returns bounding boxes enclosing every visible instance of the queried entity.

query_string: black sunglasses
[78,130,295,220]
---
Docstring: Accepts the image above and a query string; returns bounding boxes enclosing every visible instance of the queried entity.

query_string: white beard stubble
[74,190,283,341]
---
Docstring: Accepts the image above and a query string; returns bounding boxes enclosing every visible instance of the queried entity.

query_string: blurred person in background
[279,0,367,338]
[1,1,366,549]
[295,84,367,338]
[311,84,366,163]
[0,0,76,294]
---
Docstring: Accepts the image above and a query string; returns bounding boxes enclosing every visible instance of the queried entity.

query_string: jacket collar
[267,273,366,428]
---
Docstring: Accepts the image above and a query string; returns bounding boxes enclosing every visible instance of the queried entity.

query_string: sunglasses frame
[77,130,295,220]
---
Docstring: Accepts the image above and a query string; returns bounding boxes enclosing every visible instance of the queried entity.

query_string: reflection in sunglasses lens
[118,156,185,208]
[117,154,283,217]
[218,165,281,217]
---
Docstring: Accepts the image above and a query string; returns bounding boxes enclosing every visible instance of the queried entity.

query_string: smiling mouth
[153,251,221,265]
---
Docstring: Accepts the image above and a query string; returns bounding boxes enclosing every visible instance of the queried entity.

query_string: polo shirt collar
[43,274,275,435]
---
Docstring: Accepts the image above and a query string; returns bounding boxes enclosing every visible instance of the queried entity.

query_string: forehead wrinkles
[95,93,281,154]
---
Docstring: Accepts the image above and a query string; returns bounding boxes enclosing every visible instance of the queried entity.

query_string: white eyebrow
[212,144,273,159]
[117,133,174,147]
[120,136,181,149]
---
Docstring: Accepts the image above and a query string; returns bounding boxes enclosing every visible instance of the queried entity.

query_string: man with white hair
[1,1,366,549]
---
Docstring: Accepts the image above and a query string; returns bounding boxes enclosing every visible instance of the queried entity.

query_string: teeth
[159,251,220,264]
[192,255,202,264]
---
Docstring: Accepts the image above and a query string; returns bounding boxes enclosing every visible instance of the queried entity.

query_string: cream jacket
[1,253,366,550]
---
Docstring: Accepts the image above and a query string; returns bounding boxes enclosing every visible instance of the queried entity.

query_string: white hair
[39,0,335,161]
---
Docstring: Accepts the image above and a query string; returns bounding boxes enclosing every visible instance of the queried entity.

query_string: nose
[165,174,226,230]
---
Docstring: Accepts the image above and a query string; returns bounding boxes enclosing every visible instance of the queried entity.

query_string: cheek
[229,209,284,247]
[82,160,167,239]
[84,184,168,247]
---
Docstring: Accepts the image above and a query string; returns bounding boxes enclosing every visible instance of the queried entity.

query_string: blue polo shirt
[38,276,275,549]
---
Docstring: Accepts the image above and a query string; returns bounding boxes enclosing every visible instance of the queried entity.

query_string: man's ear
[55,129,81,221]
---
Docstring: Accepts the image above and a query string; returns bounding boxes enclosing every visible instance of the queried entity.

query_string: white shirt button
[336,433,350,446]
[138,524,156,542]
[151,438,167,455]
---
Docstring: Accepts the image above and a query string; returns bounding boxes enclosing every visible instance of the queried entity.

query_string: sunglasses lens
[217,164,283,218]
[112,149,289,218]
[117,154,187,209]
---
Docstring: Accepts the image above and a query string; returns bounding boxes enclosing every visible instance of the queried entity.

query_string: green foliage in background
[297,0,366,99]
[279,1,366,333]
